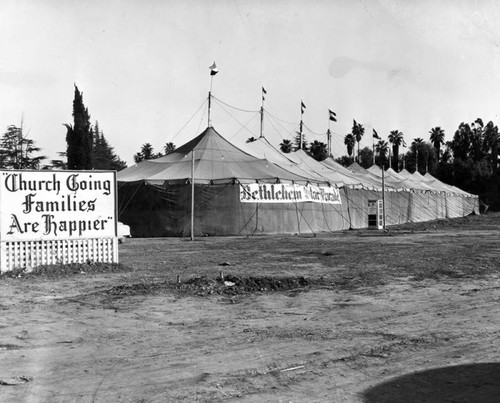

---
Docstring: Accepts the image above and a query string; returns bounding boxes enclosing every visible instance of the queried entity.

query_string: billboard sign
[0,170,117,241]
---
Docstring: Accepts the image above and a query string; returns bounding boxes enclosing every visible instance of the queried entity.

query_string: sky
[2,0,500,166]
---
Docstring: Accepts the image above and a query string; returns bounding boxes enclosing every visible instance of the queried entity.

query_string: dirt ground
[1,213,500,402]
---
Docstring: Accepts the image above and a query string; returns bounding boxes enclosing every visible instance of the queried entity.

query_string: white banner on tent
[240,183,341,204]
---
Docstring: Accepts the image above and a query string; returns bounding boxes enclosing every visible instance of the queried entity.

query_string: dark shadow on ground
[362,363,500,403]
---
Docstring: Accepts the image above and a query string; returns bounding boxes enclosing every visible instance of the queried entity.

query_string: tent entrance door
[368,199,383,230]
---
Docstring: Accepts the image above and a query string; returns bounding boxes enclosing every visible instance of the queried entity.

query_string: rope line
[170,99,208,143]
[228,113,261,140]
[265,109,297,126]
[212,95,260,113]
[214,100,259,137]
[264,115,297,143]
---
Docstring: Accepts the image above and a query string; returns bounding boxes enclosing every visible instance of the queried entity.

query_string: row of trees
[133,142,176,163]
[3,85,499,209]
[1,85,180,172]
[0,85,130,171]
[337,118,499,210]
[275,138,329,161]
[0,85,128,171]
[269,117,498,209]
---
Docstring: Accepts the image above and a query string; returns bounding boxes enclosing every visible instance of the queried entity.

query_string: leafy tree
[308,140,328,161]
[448,118,498,170]
[294,131,308,151]
[64,85,93,169]
[483,121,499,173]
[442,118,500,209]
[358,147,374,169]
[470,118,485,162]
[405,140,437,174]
[334,155,352,167]
[49,152,68,170]
[450,122,472,161]
[344,133,355,161]
[429,126,445,161]
[0,124,46,169]
[388,130,404,171]
[279,139,293,153]
[92,122,127,170]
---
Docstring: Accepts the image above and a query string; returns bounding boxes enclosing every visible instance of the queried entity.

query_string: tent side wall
[118,183,480,237]
[118,182,353,236]
[463,196,480,216]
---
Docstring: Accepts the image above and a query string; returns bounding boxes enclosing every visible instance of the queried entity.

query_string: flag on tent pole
[260,87,266,138]
[209,62,219,76]
[208,62,218,127]
[329,109,337,122]
[373,129,380,139]
[301,101,306,114]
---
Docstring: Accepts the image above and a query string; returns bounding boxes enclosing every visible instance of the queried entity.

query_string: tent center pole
[207,91,212,128]
[191,150,195,240]
[382,165,386,230]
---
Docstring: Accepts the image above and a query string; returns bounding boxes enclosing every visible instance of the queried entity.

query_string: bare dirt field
[1,213,500,402]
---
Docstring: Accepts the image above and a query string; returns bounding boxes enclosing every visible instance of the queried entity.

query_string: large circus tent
[117,125,479,237]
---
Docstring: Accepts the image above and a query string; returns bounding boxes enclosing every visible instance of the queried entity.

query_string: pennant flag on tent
[301,101,306,114]
[373,129,380,139]
[262,86,267,100]
[209,62,219,76]
[329,109,337,122]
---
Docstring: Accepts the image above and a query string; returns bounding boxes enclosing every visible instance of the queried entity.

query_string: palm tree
[388,130,404,171]
[429,127,444,161]
[344,133,355,161]
[164,142,176,155]
[133,143,155,163]
[352,120,364,162]
[412,138,424,173]
[375,139,389,167]
[279,139,293,153]
[412,138,424,149]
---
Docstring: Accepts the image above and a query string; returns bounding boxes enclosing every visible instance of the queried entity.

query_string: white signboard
[240,183,341,204]
[0,171,116,241]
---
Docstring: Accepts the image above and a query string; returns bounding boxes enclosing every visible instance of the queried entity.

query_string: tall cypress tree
[65,85,93,169]
[92,121,127,170]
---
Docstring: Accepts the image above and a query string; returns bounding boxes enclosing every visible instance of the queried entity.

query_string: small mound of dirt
[181,275,313,296]
[104,275,317,298]
[224,275,311,291]
[0,262,133,279]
